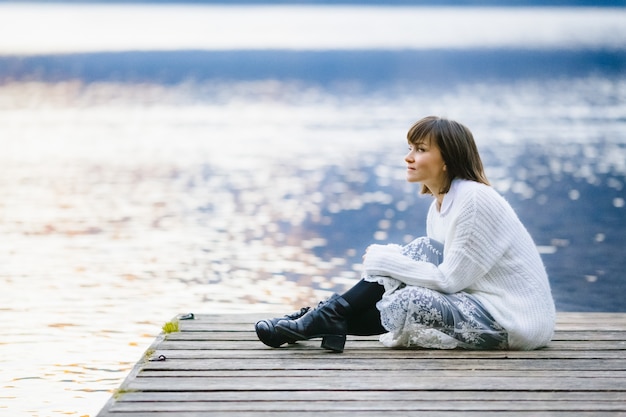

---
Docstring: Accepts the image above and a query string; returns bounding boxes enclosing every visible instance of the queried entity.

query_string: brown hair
[407,116,490,195]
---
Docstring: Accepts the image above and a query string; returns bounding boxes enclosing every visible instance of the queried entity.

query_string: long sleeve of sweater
[363,184,512,294]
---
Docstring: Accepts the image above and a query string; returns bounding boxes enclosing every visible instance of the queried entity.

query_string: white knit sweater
[362,179,556,350]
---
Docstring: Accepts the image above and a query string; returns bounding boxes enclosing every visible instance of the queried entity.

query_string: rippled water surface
[1,4,625,417]
[2,76,625,416]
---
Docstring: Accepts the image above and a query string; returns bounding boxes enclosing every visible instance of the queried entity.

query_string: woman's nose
[405,151,413,162]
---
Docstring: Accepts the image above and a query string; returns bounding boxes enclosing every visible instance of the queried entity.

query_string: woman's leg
[379,286,508,349]
[274,237,445,351]
[372,237,506,349]
[343,236,444,337]
[341,279,385,312]
[347,306,386,336]
[273,278,387,351]
[341,279,386,336]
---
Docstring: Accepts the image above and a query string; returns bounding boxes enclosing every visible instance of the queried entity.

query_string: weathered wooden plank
[554,312,626,321]
[549,323,626,331]
[109,400,626,412]
[165,330,626,342]
[124,375,624,391]
[179,312,626,328]
[155,340,626,350]
[178,322,626,332]
[97,411,623,417]
[97,312,626,417]
[185,312,626,322]
[150,348,625,360]
[115,390,626,403]
[137,369,626,378]
[552,331,626,341]
[180,321,626,330]
[141,358,626,371]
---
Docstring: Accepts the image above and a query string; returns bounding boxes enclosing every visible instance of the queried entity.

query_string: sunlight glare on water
[0,4,625,417]
[0,80,400,416]
[2,76,625,417]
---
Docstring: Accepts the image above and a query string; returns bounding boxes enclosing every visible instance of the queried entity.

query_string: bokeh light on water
[0,4,625,416]
[1,76,625,417]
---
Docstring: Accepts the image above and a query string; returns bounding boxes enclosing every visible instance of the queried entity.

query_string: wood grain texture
[96,312,626,417]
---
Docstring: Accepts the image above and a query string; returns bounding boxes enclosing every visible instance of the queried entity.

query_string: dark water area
[2,49,625,86]
[297,155,626,312]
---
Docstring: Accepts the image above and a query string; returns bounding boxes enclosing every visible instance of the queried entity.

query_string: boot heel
[321,334,346,353]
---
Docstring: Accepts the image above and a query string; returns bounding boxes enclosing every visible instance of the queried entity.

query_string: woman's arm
[363,187,513,293]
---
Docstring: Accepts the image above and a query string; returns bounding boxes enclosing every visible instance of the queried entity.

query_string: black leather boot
[275,295,352,353]
[255,306,311,348]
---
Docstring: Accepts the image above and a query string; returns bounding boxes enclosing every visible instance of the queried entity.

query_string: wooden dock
[97,312,626,417]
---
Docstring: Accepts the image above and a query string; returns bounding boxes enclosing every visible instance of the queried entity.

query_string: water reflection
[3,77,622,308]
[0,75,624,415]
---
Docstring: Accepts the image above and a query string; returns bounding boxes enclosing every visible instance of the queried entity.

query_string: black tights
[341,279,386,336]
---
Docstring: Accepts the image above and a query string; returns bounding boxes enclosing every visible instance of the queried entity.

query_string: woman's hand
[362,244,398,262]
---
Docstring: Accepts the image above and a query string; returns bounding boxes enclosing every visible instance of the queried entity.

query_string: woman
[255,116,555,353]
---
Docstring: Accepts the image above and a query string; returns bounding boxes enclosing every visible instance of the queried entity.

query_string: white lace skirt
[365,237,508,350]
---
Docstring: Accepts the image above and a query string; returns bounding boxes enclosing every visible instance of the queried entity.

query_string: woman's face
[404,136,447,192]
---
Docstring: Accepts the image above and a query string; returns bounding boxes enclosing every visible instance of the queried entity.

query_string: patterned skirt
[365,237,508,350]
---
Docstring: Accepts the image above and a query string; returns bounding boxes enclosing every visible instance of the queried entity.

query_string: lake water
[0,4,625,417]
